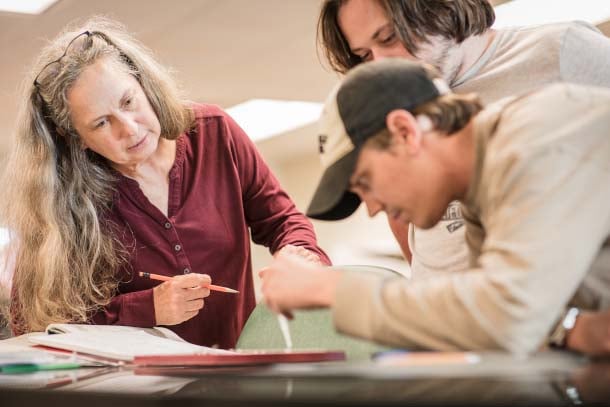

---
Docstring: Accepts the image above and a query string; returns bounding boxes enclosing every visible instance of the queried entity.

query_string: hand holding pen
[140,272,238,293]
[141,272,238,326]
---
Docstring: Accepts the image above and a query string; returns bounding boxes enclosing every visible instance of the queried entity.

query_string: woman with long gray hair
[2,16,328,348]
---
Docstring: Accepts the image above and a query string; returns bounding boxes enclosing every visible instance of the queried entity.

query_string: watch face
[562,308,580,330]
[549,307,579,349]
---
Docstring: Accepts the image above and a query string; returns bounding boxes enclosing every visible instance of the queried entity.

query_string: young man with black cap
[260,59,610,356]
[318,0,610,279]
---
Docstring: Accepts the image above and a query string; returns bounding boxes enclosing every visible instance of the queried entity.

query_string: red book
[134,350,346,367]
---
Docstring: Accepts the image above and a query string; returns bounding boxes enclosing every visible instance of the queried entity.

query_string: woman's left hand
[274,244,323,265]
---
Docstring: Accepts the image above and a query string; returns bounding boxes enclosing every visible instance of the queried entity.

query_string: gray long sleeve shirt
[410,21,610,278]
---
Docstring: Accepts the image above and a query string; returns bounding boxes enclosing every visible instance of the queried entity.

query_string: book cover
[134,349,346,367]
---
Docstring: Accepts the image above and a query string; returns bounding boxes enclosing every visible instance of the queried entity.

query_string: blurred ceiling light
[0,0,58,14]
[494,0,610,28]
[226,99,323,143]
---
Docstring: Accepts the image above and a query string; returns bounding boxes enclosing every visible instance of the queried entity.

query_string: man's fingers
[258,266,270,278]
[264,294,292,317]
[267,301,281,315]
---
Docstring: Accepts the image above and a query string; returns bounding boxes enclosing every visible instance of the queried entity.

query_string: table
[1,351,609,406]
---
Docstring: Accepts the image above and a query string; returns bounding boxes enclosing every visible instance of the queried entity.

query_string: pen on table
[138,271,239,294]
[0,362,82,375]
[277,314,293,350]
[373,351,480,366]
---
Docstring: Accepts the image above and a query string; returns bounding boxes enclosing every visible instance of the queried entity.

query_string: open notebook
[28,324,233,363]
[28,324,346,366]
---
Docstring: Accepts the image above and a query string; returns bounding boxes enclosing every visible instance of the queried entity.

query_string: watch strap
[549,307,580,349]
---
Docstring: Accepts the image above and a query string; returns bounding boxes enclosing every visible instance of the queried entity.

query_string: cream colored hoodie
[333,84,610,354]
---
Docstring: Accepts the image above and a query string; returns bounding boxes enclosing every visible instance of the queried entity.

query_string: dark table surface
[1,351,609,407]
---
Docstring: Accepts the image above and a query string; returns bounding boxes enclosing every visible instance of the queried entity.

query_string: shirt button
[183,268,190,274]
[174,244,182,252]
[164,222,171,229]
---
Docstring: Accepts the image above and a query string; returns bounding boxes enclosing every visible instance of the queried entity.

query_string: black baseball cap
[306,59,449,220]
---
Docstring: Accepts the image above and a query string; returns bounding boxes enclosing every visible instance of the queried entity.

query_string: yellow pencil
[139,271,239,294]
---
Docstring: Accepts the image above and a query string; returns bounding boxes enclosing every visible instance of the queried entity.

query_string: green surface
[238,265,403,361]
[1,362,82,374]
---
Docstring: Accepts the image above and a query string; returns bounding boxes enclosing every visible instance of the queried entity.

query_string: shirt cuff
[93,288,156,328]
[122,288,157,327]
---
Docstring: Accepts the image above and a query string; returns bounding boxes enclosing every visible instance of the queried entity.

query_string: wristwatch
[549,307,580,349]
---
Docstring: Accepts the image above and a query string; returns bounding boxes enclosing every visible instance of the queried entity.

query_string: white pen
[277,314,293,350]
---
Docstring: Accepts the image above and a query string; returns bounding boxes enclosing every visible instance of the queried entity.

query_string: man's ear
[385,109,422,154]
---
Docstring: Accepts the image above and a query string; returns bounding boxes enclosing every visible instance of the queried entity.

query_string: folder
[134,349,346,367]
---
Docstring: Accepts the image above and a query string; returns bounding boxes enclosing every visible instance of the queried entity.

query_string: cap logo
[432,78,451,95]
[318,134,328,154]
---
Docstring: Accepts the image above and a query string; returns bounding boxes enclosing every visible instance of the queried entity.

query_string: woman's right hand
[152,273,211,325]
